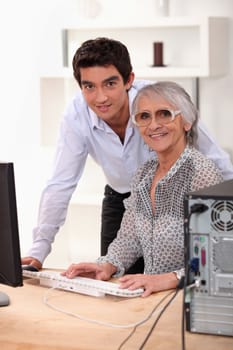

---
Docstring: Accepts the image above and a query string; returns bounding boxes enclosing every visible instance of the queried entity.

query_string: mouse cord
[137,287,180,350]
[117,289,174,350]
[43,287,173,330]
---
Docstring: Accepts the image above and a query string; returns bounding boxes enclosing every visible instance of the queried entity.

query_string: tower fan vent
[211,201,233,232]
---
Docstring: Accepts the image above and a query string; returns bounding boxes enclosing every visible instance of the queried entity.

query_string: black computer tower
[184,179,233,336]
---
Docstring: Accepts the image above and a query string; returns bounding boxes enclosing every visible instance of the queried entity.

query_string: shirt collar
[88,106,105,130]
[138,145,193,190]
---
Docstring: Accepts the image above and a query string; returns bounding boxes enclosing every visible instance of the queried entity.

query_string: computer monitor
[0,162,23,307]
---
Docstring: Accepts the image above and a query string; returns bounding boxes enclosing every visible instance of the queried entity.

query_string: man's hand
[21,257,42,271]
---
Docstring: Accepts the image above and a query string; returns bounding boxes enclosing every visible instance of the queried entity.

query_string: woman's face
[136,94,191,158]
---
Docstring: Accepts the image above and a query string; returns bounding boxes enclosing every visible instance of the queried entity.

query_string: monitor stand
[0,291,10,306]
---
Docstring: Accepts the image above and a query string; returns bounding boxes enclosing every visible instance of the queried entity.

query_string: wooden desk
[0,276,232,350]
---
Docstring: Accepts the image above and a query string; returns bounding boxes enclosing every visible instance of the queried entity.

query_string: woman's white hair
[132,81,199,146]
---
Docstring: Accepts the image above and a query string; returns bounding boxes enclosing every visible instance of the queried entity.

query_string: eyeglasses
[132,109,181,127]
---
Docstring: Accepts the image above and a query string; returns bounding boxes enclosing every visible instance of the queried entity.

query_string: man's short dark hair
[72,37,133,86]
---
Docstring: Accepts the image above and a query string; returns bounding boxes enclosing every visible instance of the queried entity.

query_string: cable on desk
[43,287,173,330]
[138,286,181,350]
[117,290,174,350]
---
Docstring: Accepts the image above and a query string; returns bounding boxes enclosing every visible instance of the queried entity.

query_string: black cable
[182,208,194,350]
[189,203,209,214]
[182,262,190,350]
[138,288,181,350]
[117,290,174,350]
[117,326,137,350]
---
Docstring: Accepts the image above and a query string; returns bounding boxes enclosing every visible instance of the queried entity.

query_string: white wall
[1,0,233,268]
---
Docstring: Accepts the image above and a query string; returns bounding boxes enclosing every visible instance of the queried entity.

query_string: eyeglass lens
[135,109,174,126]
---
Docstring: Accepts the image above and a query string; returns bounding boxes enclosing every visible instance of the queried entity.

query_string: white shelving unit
[59,16,229,78]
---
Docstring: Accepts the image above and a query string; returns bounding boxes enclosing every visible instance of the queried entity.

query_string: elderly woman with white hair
[62,81,223,297]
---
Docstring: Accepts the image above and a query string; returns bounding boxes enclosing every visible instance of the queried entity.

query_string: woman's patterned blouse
[97,146,223,276]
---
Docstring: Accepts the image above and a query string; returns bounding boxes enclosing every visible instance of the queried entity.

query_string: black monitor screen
[0,163,23,296]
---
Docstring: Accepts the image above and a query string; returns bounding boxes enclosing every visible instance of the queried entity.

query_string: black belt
[104,185,130,199]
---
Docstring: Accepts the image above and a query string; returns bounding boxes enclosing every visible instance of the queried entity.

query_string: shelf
[63,16,224,30]
[60,16,229,78]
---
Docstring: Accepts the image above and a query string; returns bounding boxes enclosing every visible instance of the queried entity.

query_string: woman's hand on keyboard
[119,272,179,297]
[61,262,117,281]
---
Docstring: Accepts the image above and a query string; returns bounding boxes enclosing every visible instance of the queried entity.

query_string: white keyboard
[22,270,144,298]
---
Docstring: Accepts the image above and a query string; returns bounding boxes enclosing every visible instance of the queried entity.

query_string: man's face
[80,65,134,124]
